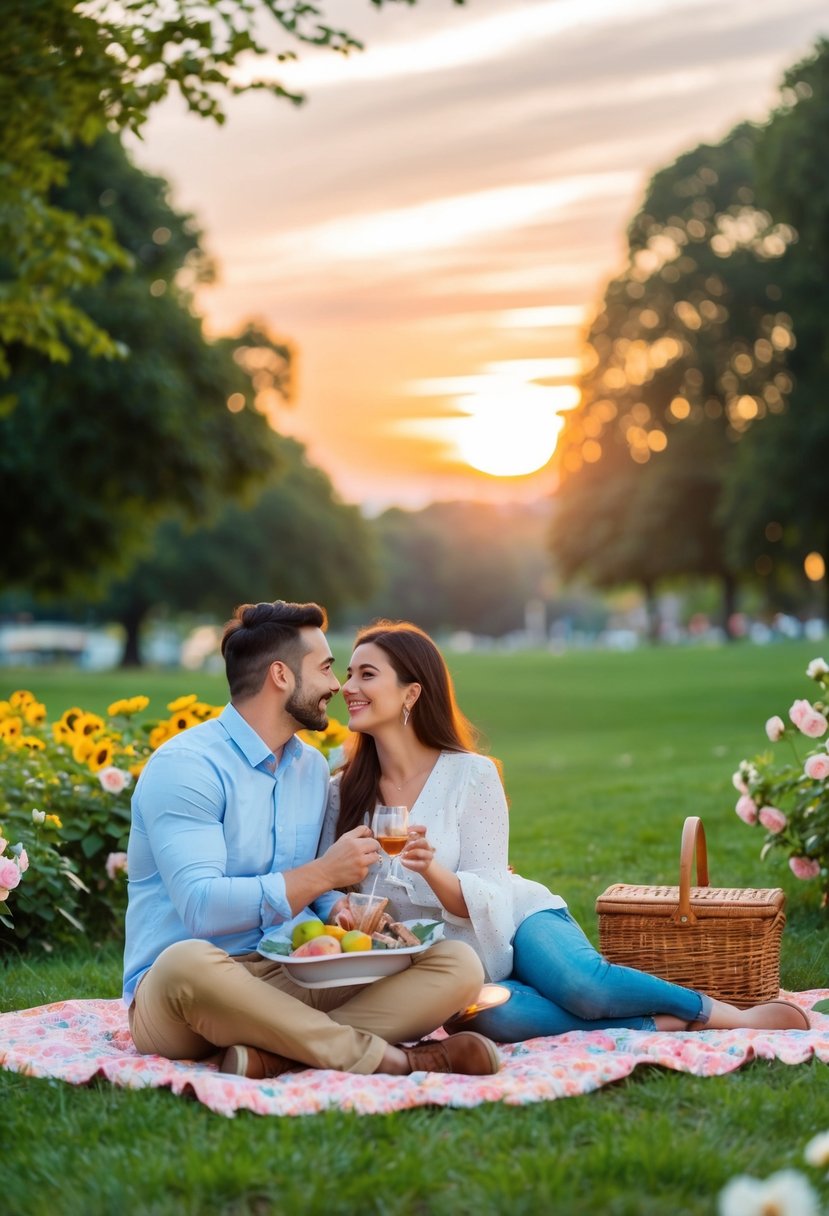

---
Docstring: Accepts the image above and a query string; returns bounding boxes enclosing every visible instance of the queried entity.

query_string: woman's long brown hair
[336,621,481,836]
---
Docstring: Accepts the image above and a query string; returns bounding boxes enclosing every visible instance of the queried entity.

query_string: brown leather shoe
[218,1044,297,1079]
[402,1031,501,1075]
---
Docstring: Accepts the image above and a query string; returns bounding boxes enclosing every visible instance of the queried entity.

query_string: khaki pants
[128,938,483,1074]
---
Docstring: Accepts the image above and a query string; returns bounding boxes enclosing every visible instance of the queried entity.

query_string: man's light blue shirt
[122,704,338,1004]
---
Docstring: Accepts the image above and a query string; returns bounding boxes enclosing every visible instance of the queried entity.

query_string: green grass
[2,642,829,1215]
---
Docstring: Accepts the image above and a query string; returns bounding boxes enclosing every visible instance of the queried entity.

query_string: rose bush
[731,657,829,907]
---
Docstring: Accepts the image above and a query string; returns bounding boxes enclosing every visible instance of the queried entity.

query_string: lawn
[2,641,828,1215]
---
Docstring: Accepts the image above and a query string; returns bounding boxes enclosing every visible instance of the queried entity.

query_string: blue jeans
[466,908,711,1041]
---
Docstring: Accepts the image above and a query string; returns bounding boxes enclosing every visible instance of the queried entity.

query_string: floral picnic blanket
[1,991,827,1119]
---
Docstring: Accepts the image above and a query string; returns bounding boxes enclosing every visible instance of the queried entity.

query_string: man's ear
[268,660,293,692]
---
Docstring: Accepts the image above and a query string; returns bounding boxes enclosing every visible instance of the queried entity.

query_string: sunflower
[73,712,106,738]
[169,709,200,733]
[52,720,76,744]
[23,701,47,726]
[167,694,198,713]
[18,735,46,750]
[0,717,23,741]
[9,690,35,708]
[58,707,86,733]
[149,724,172,750]
[127,695,150,714]
[72,736,95,764]
[87,739,115,772]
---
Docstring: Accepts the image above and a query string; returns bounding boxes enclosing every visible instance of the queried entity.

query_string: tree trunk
[721,572,738,640]
[119,603,148,667]
[643,580,660,643]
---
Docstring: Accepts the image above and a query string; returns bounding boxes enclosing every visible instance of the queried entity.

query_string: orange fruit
[323,924,349,941]
[341,930,373,953]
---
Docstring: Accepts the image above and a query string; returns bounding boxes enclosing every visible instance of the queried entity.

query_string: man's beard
[286,675,330,732]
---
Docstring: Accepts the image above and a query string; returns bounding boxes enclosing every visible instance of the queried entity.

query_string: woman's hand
[400,824,436,875]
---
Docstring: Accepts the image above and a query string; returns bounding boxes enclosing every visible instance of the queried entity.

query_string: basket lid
[596,883,786,918]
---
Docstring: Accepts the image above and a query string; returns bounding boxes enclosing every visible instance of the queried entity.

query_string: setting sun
[455,385,574,476]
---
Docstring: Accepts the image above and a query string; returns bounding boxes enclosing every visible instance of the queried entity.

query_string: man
[124,599,499,1079]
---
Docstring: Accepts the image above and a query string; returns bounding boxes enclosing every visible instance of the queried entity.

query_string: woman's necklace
[382,760,436,792]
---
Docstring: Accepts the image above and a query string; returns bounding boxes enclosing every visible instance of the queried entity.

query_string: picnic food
[291,934,343,958]
[286,914,432,956]
[291,919,327,950]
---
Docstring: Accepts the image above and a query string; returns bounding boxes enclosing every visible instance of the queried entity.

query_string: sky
[132,0,829,512]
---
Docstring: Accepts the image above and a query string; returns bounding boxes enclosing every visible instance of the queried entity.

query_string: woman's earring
[402,705,410,727]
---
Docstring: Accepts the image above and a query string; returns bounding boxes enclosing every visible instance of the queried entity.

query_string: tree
[359,502,554,637]
[0,0,459,374]
[96,436,378,664]
[1,134,287,595]
[721,40,829,615]
[551,123,795,630]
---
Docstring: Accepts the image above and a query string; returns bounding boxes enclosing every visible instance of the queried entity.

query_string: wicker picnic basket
[595,816,786,1007]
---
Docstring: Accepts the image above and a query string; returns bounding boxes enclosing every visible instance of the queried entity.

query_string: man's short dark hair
[221,600,327,700]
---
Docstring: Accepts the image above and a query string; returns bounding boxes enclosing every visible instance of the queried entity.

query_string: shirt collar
[219,703,303,773]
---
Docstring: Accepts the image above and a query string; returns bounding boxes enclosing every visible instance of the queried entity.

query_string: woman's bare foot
[656,999,810,1032]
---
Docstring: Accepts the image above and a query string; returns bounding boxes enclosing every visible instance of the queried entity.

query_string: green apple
[291,919,326,950]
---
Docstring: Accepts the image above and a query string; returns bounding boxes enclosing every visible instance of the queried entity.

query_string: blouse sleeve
[445,755,519,980]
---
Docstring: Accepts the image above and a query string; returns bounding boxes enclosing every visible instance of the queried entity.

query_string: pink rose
[765,715,785,742]
[789,856,821,880]
[98,766,131,795]
[105,851,129,881]
[735,795,758,825]
[758,806,787,833]
[804,753,829,781]
[13,846,28,873]
[0,858,21,891]
[789,699,828,739]
[732,771,748,794]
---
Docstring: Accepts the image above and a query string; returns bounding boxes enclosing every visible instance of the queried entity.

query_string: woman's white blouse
[320,751,565,981]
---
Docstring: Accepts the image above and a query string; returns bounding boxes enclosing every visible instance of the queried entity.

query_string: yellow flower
[9,690,35,708]
[52,720,75,744]
[59,707,86,733]
[169,709,199,734]
[0,700,13,718]
[149,724,172,750]
[324,719,350,745]
[87,739,115,772]
[46,814,63,829]
[72,736,95,764]
[167,694,198,713]
[128,760,147,779]
[0,717,23,741]
[73,712,105,738]
[108,695,150,717]
[23,701,47,726]
[19,735,46,750]
[190,701,222,720]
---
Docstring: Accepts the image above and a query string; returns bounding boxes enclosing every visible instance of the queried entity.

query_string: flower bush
[0,691,352,951]
[731,657,829,907]
[0,690,222,949]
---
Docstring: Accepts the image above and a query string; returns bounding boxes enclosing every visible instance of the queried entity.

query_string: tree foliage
[0,0,459,373]
[96,436,378,663]
[721,39,829,606]
[1,134,286,595]
[359,502,553,637]
[550,113,800,625]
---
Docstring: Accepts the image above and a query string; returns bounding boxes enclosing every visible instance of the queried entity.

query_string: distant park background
[2,10,828,669]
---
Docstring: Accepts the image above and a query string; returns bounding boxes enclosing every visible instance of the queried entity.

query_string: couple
[124,600,808,1083]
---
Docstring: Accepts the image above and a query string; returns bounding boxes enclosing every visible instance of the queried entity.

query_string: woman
[321,620,809,1039]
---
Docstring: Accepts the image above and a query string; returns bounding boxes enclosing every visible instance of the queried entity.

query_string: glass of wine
[372,804,410,885]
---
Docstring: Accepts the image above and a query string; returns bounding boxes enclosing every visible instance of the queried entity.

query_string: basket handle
[671,816,710,927]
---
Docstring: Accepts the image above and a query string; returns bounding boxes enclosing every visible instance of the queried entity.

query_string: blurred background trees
[549,39,829,631]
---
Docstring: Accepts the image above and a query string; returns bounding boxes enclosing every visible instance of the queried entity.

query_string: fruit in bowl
[291,919,327,950]
[291,935,343,958]
[341,930,372,953]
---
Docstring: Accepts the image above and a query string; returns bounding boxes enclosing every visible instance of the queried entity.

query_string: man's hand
[319,825,381,889]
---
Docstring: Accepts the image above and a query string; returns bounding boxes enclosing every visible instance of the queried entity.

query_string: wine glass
[371,804,410,885]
